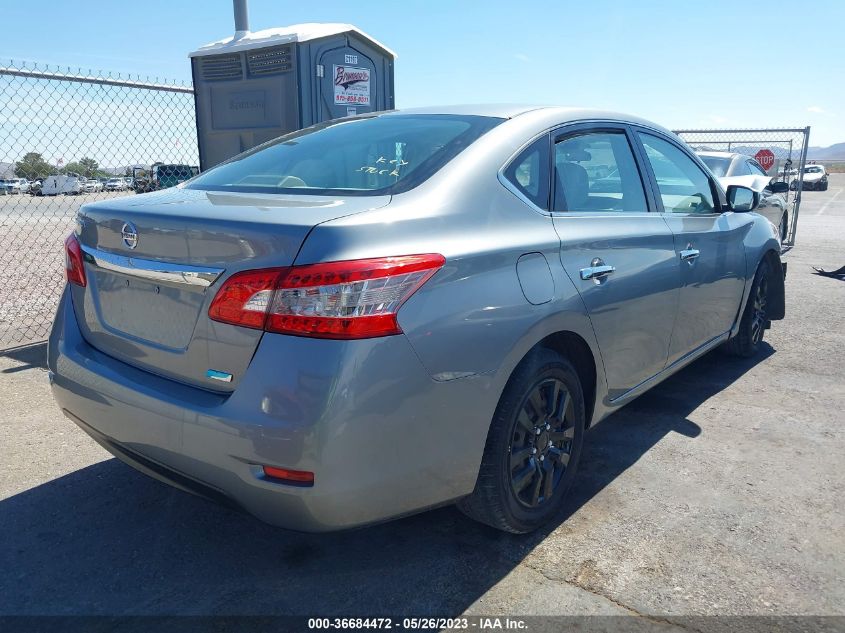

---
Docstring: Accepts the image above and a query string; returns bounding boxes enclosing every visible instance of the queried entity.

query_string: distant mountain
[0,162,14,179]
[807,143,845,160]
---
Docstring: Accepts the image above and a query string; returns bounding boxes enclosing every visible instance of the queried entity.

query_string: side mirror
[769,181,789,194]
[726,185,759,212]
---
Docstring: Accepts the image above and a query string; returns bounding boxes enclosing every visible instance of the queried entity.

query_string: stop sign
[755,149,775,171]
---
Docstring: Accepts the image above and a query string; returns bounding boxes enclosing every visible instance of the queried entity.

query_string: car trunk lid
[71,187,389,391]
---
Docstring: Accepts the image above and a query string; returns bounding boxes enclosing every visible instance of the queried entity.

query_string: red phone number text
[336,95,370,104]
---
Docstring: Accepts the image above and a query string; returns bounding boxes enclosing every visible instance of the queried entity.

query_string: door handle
[680,248,700,262]
[580,258,616,281]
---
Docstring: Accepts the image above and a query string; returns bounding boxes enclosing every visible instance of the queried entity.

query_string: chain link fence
[673,127,811,247]
[0,60,197,350]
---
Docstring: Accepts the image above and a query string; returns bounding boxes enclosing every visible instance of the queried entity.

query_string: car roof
[695,151,739,159]
[385,104,547,118]
[381,105,675,131]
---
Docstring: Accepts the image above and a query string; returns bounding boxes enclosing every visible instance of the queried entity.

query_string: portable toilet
[189,23,396,170]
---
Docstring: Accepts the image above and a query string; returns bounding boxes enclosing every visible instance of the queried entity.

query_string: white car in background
[105,177,127,191]
[81,178,103,193]
[791,165,828,191]
[697,151,791,242]
[3,178,31,194]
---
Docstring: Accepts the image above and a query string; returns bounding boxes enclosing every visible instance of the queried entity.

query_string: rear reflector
[64,233,86,287]
[262,465,315,486]
[209,254,445,339]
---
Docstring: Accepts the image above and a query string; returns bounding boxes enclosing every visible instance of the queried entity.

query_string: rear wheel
[458,349,585,533]
[725,259,770,358]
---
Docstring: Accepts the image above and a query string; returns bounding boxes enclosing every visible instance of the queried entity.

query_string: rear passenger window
[553,131,647,213]
[503,137,550,210]
[639,133,717,214]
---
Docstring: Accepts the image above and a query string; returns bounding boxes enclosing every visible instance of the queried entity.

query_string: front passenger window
[639,133,717,214]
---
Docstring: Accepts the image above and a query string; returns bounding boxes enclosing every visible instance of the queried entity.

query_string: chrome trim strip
[80,244,224,288]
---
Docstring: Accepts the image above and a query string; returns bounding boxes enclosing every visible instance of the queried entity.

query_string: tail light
[209,254,445,339]
[64,234,86,287]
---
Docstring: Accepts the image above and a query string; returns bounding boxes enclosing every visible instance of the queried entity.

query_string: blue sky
[2,0,843,146]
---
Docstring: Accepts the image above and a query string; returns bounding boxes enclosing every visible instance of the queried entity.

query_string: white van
[41,175,82,196]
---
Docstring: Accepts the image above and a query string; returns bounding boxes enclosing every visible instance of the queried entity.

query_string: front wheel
[779,213,789,243]
[457,349,586,533]
[724,259,770,358]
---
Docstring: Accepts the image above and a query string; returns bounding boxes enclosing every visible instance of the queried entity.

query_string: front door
[551,125,680,400]
[635,131,749,363]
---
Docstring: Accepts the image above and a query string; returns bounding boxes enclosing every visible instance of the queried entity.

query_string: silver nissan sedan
[49,106,785,533]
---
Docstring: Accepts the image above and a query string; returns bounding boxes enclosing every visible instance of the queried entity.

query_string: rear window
[698,155,731,177]
[187,114,503,196]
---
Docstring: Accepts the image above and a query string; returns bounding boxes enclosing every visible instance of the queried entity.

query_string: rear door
[634,130,750,363]
[550,123,680,400]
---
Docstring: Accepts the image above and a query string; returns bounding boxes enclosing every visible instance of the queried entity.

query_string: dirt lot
[0,177,843,626]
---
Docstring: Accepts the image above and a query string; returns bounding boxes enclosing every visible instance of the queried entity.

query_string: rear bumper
[48,288,495,532]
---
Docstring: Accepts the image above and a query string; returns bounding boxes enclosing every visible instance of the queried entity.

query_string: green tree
[61,161,85,177]
[14,152,54,180]
[78,157,99,179]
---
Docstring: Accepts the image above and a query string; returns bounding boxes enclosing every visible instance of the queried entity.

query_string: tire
[779,213,789,243]
[457,348,586,533]
[820,181,828,191]
[725,259,771,358]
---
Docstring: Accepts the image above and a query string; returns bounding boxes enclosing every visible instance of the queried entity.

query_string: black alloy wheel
[509,377,576,508]
[457,348,585,533]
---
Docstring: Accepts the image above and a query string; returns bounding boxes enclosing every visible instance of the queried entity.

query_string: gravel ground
[0,176,843,625]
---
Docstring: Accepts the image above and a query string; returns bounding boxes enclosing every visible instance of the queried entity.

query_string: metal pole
[0,66,194,93]
[790,126,811,246]
[233,0,250,37]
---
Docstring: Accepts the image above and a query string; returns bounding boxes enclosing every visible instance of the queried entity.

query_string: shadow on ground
[0,345,772,615]
[0,342,47,374]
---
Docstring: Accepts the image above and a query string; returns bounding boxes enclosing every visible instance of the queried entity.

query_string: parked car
[81,178,103,193]
[2,177,31,194]
[41,174,82,196]
[28,180,43,196]
[50,106,785,534]
[132,163,198,193]
[697,151,791,241]
[105,178,127,191]
[790,165,828,191]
